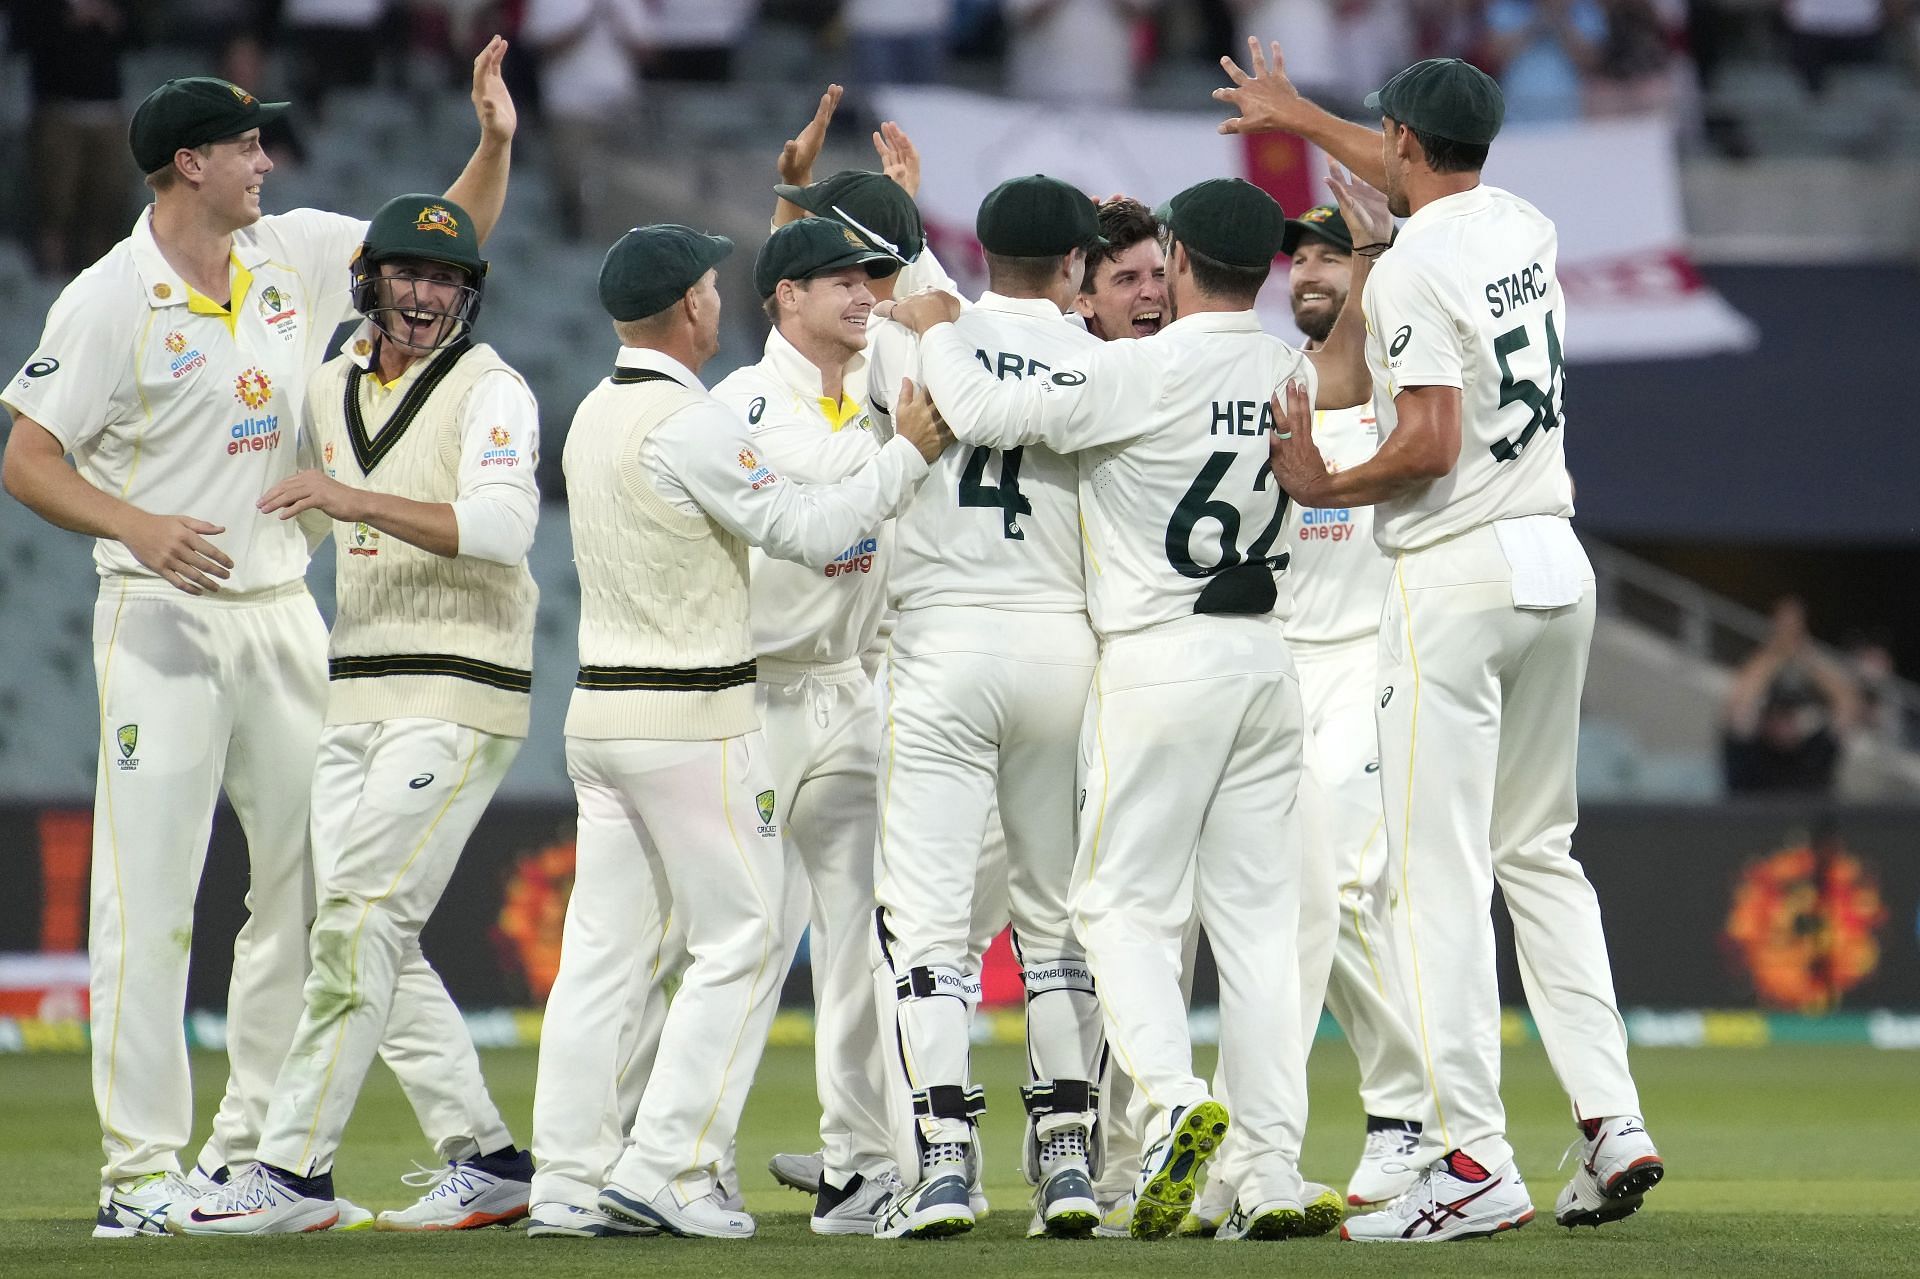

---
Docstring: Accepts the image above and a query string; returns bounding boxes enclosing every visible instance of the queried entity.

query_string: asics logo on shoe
[1405,1180,1500,1238]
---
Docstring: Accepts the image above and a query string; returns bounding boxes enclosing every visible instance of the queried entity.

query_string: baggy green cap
[1155,178,1287,271]
[975,175,1106,257]
[1365,58,1505,146]
[598,224,735,322]
[129,76,289,174]
[753,217,899,299]
[1281,204,1353,255]
[773,170,925,263]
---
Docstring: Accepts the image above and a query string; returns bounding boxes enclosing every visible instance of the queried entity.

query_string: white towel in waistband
[1493,514,1589,609]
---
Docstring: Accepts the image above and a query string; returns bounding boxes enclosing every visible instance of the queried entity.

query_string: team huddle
[1,32,1665,1248]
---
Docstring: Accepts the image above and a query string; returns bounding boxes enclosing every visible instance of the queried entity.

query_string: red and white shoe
[1340,1151,1533,1243]
[1555,1115,1664,1228]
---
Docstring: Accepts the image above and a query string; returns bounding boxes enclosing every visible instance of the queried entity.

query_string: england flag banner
[876,87,1756,363]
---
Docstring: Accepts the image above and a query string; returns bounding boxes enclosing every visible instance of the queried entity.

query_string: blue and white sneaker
[874,1170,974,1239]
[526,1200,652,1238]
[93,1171,191,1238]
[598,1184,755,1239]
[1130,1100,1230,1240]
[376,1148,533,1231]
[177,1163,339,1235]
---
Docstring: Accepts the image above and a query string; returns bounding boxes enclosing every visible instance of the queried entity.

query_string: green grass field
[2,1040,1915,1276]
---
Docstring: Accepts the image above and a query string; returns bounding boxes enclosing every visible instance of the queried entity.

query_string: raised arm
[1304,164,1392,409]
[443,36,517,247]
[1214,38,1389,192]
[775,85,843,227]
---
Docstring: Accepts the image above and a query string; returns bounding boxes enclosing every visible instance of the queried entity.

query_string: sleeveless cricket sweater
[307,341,539,737]
[562,368,757,741]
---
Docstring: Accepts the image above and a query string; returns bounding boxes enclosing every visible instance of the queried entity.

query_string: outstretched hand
[1213,37,1311,137]
[779,84,843,188]
[872,121,921,197]
[1325,162,1393,251]
[470,35,517,145]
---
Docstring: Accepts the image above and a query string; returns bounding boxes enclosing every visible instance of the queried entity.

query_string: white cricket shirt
[1363,184,1574,553]
[1282,398,1393,646]
[867,292,1098,615]
[4,206,367,592]
[712,327,890,667]
[916,308,1316,638]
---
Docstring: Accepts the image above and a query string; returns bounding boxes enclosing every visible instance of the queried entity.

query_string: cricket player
[0,47,515,1237]
[885,173,1386,1241]
[180,193,539,1235]
[1221,48,1665,1239]
[860,175,1108,1241]
[1072,196,1167,341]
[537,224,947,1241]
[709,218,904,1235]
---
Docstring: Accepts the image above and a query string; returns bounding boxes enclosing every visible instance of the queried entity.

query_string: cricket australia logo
[755,789,778,837]
[115,724,140,771]
[257,284,298,333]
[415,205,460,237]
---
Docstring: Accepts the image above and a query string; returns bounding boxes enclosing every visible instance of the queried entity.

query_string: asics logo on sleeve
[409,773,435,789]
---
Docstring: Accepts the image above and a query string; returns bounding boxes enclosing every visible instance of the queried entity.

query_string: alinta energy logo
[1723,835,1889,1014]
[479,425,518,468]
[164,330,206,380]
[228,367,279,455]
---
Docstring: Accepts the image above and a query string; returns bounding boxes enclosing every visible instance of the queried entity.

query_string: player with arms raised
[1220,46,1665,1241]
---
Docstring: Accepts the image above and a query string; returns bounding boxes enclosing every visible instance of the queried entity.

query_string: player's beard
[1292,298,1341,345]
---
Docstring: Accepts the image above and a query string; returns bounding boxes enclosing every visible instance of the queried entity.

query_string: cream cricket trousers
[531,814,681,1210]
[570,734,788,1204]
[873,609,1098,1173]
[1071,613,1308,1210]
[256,716,520,1174]
[1376,525,1639,1172]
[1293,635,1427,1126]
[758,659,892,1187]
[87,580,324,1190]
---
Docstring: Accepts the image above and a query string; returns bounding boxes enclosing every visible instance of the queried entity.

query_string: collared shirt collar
[336,319,381,369]
[615,344,706,391]
[1401,182,1492,236]
[130,206,271,310]
[974,291,1070,320]
[1159,308,1264,338]
[760,323,865,400]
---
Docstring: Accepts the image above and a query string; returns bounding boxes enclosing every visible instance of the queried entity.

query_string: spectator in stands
[1230,0,1416,113]
[1484,0,1606,122]
[1004,0,1163,107]
[1585,0,1689,117]
[845,0,954,89]
[283,0,400,119]
[1782,0,1894,92]
[522,0,651,241]
[643,0,759,82]
[10,0,135,279]
[1722,597,1862,795]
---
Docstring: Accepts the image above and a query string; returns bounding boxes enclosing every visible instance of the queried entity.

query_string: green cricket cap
[598,224,735,322]
[1281,204,1353,255]
[1365,58,1505,147]
[753,217,899,299]
[975,174,1106,257]
[129,76,289,174]
[1155,178,1287,271]
[773,170,925,263]
[361,194,486,277]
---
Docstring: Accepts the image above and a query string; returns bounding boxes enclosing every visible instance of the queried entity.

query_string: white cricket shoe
[1093,1192,1133,1239]
[1341,1153,1533,1243]
[769,1150,824,1195]
[1130,1099,1230,1240]
[1215,1197,1303,1240]
[1300,1181,1346,1236]
[1181,1167,1234,1236]
[332,1198,374,1230]
[598,1184,755,1239]
[93,1171,191,1238]
[1349,1122,1424,1206]
[376,1153,533,1231]
[1555,1116,1665,1228]
[874,1169,975,1239]
[184,1162,226,1198]
[526,1200,652,1238]
[176,1164,339,1235]
[812,1170,900,1236]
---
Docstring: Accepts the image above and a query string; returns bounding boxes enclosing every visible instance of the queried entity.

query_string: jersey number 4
[958,446,1031,540]
[1165,451,1289,577]
[1490,312,1565,463]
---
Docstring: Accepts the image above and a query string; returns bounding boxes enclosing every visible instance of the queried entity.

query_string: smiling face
[192,129,273,229]
[372,257,473,354]
[1074,237,1167,340]
[1288,238,1353,345]
[781,266,878,361]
